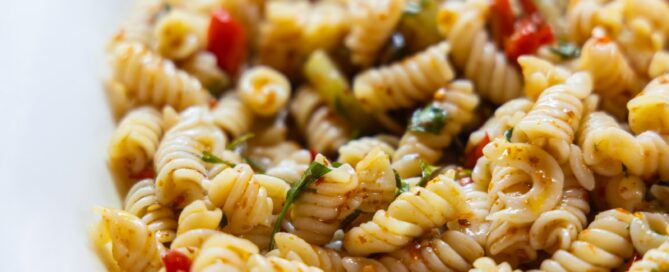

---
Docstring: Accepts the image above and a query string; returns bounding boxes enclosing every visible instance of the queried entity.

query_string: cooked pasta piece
[337,137,396,167]
[211,93,254,139]
[343,174,471,256]
[153,9,207,60]
[465,98,534,153]
[579,30,642,119]
[628,240,669,272]
[191,232,259,271]
[353,42,455,112]
[345,0,405,66]
[392,80,479,178]
[176,199,222,235]
[179,51,229,96]
[512,72,593,163]
[566,0,607,44]
[628,73,669,135]
[517,56,571,100]
[290,155,361,245]
[154,106,226,208]
[238,66,291,117]
[268,232,345,272]
[95,208,164,272]
[291,87,352,155]
[621,0,669,39]
[108,42,209,111]
[169,228,219,260]
[110,0,163,46]
[263,146,312,185]
[354,148,396,215]
[616,18,664,76]
[539,209,635,272]
[108,107,163,178]
[257,1,307,77]
[599,174,646,211]
[648,51,669,78]
[303,0,349,53]
[208,164,275,234]
[438,0,522,104]
[124,179,178,243]
[470,257,520,272]
[247,254,323,272]
[629,212,669,255]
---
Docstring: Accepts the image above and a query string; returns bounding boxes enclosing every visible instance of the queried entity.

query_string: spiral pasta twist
[622,0,669,39]
[628,240,669,272]
[518,56,571,100]
[345,0,404,66]
[109,107,163,178]
[154,106,227,208]
[257,1,307,77]
[290,155,361,245]
[269,232,345,272]
[437,0,522,104]
[291,87,352,155]
[630,212,669,255]
[355,148,397,214]
[169,229,219,260]
[180,51,229,96]
[96,208,164,272]
[353,42,455,112]
[337,137,396,167]
[124,179,178,243]
[110,0,162,46]
[628,74,669,135]
[264,147,312,184]
[529,173,590,253]
[238,66,291,117]
[191,232,260,272]
[343,174,471,256]
[153,9,207,60]
[539,209,635,272]
[176,199,222,235]
[600,174,646,211]
[247,255,323,272]
[566,0,604,44]
[212,93,254,139]
[109,42,209,111]
[208,164,275,234]
[617,18,664,76]
[466,98,534,153]
[579,31,642,119]
[512,72,593,164]
[470,257,520,272]
[392,80,480,178]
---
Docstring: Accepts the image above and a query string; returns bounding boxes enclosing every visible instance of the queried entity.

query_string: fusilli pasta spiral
[124,179,178,243]
[345,0,405,66]
[238,66,291,117]
[628,74,669,135]
[109,107,164,178]
[628,240,669,272]
[153,9,207,60]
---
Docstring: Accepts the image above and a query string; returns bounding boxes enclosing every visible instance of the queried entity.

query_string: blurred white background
[0,0,132,270]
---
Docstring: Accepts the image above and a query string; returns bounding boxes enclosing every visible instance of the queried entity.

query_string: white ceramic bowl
[0,0,131,270]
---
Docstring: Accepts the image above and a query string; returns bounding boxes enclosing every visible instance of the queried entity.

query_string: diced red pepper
[489,0,516,44]
[504,14,555,63]
[162,250,191,272]
[309,149,317,161]
[519,0,538,15]
[207,8,247,76]
[465,133,490,168]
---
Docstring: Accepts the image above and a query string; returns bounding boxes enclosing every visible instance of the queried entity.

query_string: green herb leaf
[227,133,255,150]
[219,215,228,229]
[504,128,514,142]
[549,41,580,60]
[378,32,407,65]
[340,209,362,230]
[243,156,266,174]
[269,162,332,249]
[418,160,439,187]
[202,151,235,167]
[394,169,410,196]
[331,161,343,168]
[408,105,447,135]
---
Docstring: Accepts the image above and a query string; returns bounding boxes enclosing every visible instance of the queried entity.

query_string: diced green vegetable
[408,105,447,134]
[269,162,332,249]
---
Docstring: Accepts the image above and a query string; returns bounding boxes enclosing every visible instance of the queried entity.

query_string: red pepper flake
[309,149,317,161]
[207,8,247,76]
[162,250,191,272]
[464,133,490,168]
[504,14,555,63]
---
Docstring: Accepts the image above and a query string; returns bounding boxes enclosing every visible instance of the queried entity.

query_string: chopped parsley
[549,41,580,60]
[269,162,332,249]
[395,169,410,196]
[504,128,514,142]
[418,160,439,187]
[226,133,255,150]
[408,105,447,135]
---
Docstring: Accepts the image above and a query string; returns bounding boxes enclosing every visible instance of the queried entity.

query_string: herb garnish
[243,156,266,174]
[549,41,580,60]
[269,161,332,249]
[408,105,447,134]
[340,209,362,231]
[504,128,514,142]
[418,160,439,187]
[331,161,343,168]
[395,169,410,196]
[226,133,255,150]
[201,151,235,167]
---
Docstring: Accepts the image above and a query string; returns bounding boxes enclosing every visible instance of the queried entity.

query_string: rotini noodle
[124,179,178,243]
[345,0,405,66]
[109,107,163,178]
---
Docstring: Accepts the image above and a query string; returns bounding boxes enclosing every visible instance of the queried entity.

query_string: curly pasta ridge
[393,80,479,178]
[343,174,471,256]
[269,232,345,272]
[124,179,178,243]
[291,87,351,155]
[345,0,405,66]
[212,93,254,139]
[353,42,455,112]
[109,41,209,111]
[628,240,669,272]
[628,74,669,135]
[109,106,164,178]
[629,212,669,255]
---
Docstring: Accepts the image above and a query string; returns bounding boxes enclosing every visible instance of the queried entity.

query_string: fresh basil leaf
[408,105,447,135]
[418,160,439,187]
[504,128,514,142]
[227,133,255,150]
[269,162,332,249]
[340,209,362,230]
[243,156,266,174]
[202,151,235,167]
[394,169,410,196]
[549,41,580,60]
